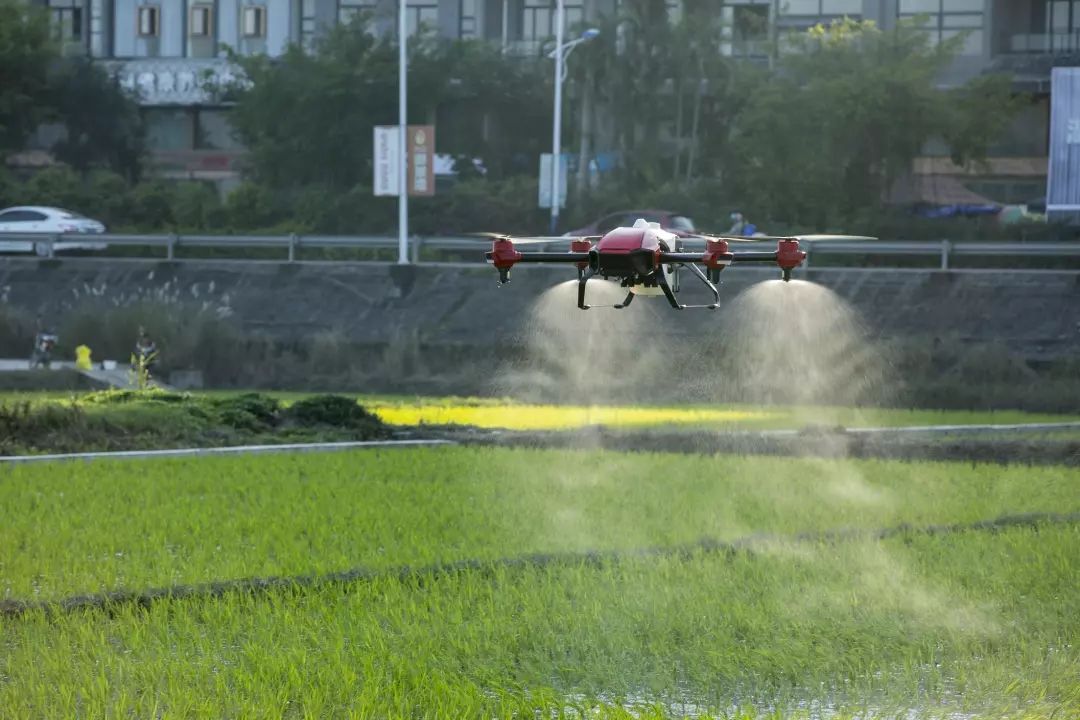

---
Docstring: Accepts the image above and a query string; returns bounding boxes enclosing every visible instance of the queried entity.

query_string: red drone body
[483,219,859,310]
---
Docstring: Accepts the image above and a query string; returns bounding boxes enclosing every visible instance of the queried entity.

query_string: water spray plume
[717,279,894,413]
[493,280,668,405]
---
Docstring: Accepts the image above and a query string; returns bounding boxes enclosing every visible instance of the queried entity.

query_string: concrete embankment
[2,259,1078,358]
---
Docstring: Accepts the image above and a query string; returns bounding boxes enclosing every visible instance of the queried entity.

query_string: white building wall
[159,1,185,56]
[113,0,136,57]
[265,0,293,55]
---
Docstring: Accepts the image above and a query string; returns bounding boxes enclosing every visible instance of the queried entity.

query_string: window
[734,5,768,38]
[190,4,213,37]
[144,108,196,151]
[48,1,82,42]
[522,0,584,41]
[0,211,48,223]
[406,1,439,37]
[242,6,267,37]
[138,5,160,37]
[898,0,984,55]
[780,0,862,16]
[195,109,244,150]
[460,0,477,38]
[339,0,375,28]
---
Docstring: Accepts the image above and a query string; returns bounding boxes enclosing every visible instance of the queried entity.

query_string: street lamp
[547,3,599,234]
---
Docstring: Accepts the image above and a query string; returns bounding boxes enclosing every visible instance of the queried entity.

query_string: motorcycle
[30,332,58,369]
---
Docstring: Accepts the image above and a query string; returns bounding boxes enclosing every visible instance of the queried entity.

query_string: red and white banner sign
[373,125,435,197]
[407,125,435,197]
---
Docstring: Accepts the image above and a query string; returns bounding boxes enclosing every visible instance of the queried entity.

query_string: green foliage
[0,447,1076,715]
[286,393,384,431]
[127,181,175,228]
[20,164,85,209]
[211,392,281,431]
[45,57,144,179]
[85,170,132,227]
[0,0,52,157]
[171,181,223,230]
[729,19,1018,229]
[222,181,279,230]
[227,23,551,190]
[410,176,544,235]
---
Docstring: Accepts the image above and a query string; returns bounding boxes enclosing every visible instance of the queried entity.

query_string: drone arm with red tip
[484,238,590,283]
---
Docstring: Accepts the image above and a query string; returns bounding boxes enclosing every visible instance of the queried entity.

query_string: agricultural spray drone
[480,219,875,310]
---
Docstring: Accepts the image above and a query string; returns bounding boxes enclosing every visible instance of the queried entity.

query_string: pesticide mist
[716,279,894,411]
[493,279,670,405]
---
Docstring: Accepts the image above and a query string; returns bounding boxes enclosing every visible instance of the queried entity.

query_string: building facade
[22,0,1071,197]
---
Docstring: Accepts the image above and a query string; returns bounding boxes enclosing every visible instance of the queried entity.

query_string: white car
[0,206,107,256]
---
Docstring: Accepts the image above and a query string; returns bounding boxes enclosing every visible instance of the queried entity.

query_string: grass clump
[286,393,387,434]
[0,391,389,455]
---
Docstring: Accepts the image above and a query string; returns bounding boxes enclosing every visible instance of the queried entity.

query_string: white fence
[2,233,1080,271]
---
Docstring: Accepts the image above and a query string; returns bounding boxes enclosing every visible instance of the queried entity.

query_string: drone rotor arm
[485,251,591,264]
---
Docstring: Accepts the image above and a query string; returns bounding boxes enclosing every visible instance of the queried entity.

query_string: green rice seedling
[0,526,1075,718]
[1,448,1078,601]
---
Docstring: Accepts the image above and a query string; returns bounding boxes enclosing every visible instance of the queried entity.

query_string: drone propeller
[783,234,878,242]
[468,232,600,245]
[686,233,768,244]
[688,232,877,243]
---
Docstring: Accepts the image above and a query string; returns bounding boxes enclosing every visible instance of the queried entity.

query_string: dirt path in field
[3,512,1076,620]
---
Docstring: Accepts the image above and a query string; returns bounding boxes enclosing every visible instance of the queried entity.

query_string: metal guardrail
[2,233,1080,271]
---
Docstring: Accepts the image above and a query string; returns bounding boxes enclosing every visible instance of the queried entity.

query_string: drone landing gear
[657,263,721,310]
[578,264,721,310]
[577,267,596,309]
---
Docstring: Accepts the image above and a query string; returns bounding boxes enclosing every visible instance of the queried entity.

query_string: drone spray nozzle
[571,238,592,270]
[487,238,521,284]
[775,239,806,282]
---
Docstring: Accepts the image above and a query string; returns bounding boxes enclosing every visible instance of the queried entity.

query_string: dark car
[565,209,696,237]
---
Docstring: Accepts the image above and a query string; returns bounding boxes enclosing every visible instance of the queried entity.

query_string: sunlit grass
[2,447,1077,602]
[2,525,1076,718]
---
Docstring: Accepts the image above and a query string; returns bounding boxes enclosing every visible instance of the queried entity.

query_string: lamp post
[547,4,599,234]
[398,0,408,264]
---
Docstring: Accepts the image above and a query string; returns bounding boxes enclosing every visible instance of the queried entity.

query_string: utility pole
[398,0,408,264]
[549,0,565,234]
[575,0,597,203]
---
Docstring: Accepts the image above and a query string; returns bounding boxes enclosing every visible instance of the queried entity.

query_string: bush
[0,166,16,207]
[128,181,175,229]
[286,394,385,433]
[410,176,544,235]
[212,392,281,430]
[20,164,85,210]
[171,181,221,230]
[85,170,132,228]
[224,182,279,231]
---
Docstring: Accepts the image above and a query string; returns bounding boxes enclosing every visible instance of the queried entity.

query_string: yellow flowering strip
[372,404,772,430]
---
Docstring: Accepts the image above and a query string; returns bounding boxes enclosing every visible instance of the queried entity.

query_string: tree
[46,57,145,180]
[226,17,548,192]
[728,19,1019,229]
[0,0,53,158]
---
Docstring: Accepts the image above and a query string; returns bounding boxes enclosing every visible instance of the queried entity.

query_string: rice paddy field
[2,446,1078,718]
